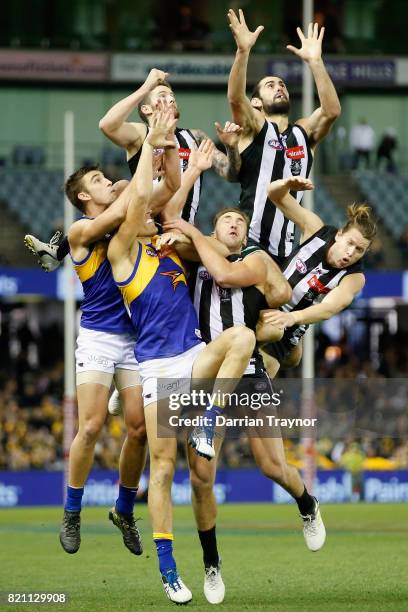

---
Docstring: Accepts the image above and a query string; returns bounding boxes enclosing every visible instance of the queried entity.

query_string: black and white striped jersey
[189,253,268,375]
[238,120,313,259]
[128,127,201,224]
[264,225,363,361]
[281,225,362,313]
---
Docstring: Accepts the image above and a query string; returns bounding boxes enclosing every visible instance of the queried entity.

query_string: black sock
[295,486,316,516]
[57,236,70,261]
[198,526,219,568]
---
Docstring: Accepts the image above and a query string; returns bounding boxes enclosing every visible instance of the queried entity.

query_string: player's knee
[274,279,292,307]
[79,420,104,446]
[125,422,147,446]
[229,326,256,355]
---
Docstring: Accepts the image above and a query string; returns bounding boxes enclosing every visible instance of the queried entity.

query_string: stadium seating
[355,171,408,240]
[197,171,345,233]
[0,166,347,241]
[0,169,64,239]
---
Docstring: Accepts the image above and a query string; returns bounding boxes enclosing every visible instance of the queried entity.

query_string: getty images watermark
[156,384,318,437]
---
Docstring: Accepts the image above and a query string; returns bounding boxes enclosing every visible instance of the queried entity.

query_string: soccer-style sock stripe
[153,532,174,540]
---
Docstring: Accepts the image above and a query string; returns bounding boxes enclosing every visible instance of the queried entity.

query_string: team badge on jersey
[160,269,187,290]
[296,258,307,273]
[290,159,302,176]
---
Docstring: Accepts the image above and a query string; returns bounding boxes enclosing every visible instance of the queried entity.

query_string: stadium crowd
[1,333,407,472]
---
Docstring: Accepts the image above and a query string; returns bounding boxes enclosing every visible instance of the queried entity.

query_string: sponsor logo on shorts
[86,354,110,367]
[268,138,284,150]
[195,328,202,339]
[296,258,307,273]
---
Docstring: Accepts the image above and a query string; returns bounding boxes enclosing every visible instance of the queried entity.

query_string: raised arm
[68,182,129,252]
[267,176,323,240]
[227,9,265,136]
[162,218,266,288]
[191,121,241,182]
[160,139,215,222]
[149,127,181,215]
[108,111,176,265]
[288,23,341,148]
[98,69,168,154]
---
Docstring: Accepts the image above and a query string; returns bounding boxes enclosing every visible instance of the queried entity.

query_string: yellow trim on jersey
[120,244,159,307]
[74,242,107,283]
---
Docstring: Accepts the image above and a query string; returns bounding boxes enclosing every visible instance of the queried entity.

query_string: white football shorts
[139,342,206,407]
[75,326,139,377]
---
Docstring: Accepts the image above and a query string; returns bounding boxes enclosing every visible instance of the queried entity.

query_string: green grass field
[0,503,407,611]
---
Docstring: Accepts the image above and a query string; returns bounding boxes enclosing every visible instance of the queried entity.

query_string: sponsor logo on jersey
[145,247,157,257]
[268,138,284,150]
[199,270,212,281]
[307,274,330,294]
[286,146,305,159]
[178,148,191,159]
[296,258,307,273]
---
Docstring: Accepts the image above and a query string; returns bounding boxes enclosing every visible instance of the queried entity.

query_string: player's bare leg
[249,427,326,551]
[109,377,147,556]
[60,378,110,554]
[189,326,256,460]
[145,402,192,604]
[187,440,225,604]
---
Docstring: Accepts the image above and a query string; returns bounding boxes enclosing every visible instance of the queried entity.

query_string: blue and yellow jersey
[72,235,133,335]
[115,237,201,363]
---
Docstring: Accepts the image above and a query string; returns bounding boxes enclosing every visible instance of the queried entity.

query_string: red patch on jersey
[178,148,191,160]
[157,245,174,259]
[286,146,305,160]
[307,275,330,294]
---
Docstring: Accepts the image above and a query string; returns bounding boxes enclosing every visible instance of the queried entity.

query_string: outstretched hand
[189,139,215,172]
[268,177,313,202]
[146,109,177,149]
[227,8,264,52]
[162,218,198,238]
[215,121,242,148]
[286,23,324,63]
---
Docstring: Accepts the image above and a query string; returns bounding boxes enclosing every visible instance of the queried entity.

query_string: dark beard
[262,99,290,116]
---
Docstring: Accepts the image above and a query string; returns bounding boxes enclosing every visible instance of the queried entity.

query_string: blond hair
[342,203,377,242]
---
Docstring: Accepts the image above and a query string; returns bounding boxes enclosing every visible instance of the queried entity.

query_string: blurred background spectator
[377,128,398,174]
[350,118,376,170]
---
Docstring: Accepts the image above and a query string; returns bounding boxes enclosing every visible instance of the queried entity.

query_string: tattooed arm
[191,122,242,182]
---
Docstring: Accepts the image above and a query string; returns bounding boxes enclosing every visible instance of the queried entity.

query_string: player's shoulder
[68,217,89,239]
